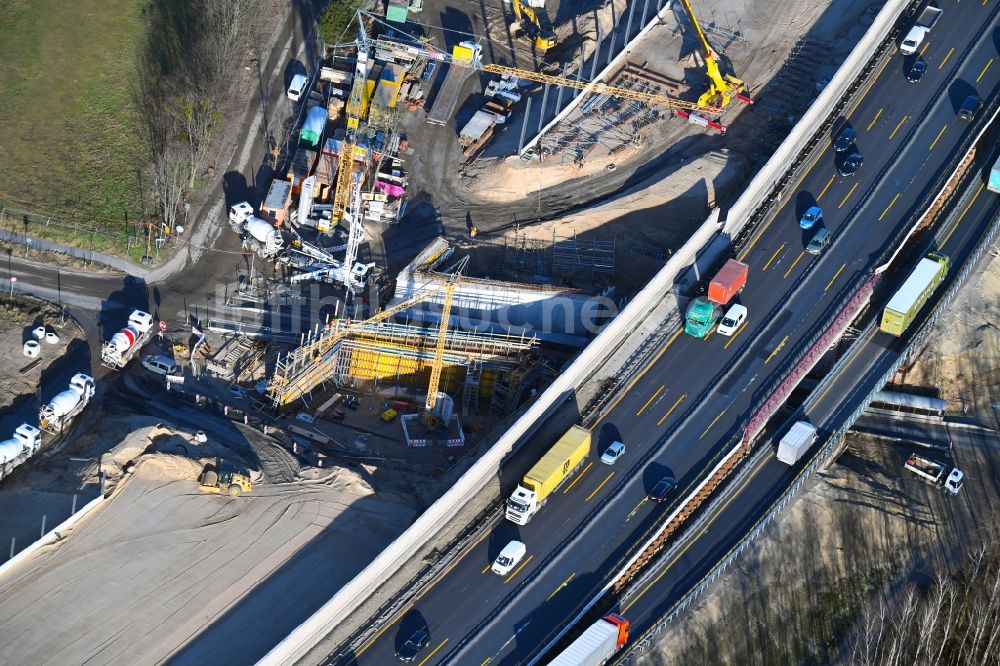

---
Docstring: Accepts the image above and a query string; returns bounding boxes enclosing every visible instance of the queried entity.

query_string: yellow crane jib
[678,0,752,110]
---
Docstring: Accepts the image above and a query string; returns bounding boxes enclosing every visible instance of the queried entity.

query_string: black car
[958,94,983,121]
[838,151,863,177]
[833,126,857,152]
[906,58,927,83]
[647,476,678,503]
[396,628,431,662]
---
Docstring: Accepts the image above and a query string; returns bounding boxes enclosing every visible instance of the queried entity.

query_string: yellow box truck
[506,425,590,525]
[879,252,949,336]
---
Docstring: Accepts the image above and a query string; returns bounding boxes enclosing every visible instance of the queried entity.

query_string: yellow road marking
[562,461,593,494]
[866,107,883,131]
[825,263,847,292]
[838,182,859,209]
[817,174,836,201]
[636,385,665,416]
[783,252,804,279]
[879,193,900,221]
[978,58,994,83]
[627,497,648,518]
[939,47,954,70]
[941,182,984,246]
[547,572,575,601]
[590,328,682,429]
[418,638,449,666]
[657,394,686,426]
[848,50,894,117]
[699,410,726,440]
[504,555,534,584]
[919,41,930,57]
[482,563,491,574]
[889,114,908,140]
[586,472,615,501]
[480,659,491,666]
[762,243,785,271]
[765,335,788,364]
[723,320,749,350]
[929,125,948,151]
[415,530,491,601]
[356,602,413,657]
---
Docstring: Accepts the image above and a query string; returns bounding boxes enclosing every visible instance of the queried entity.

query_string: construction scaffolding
[552,231,616,278]
[270,318,538,408]
[496,232,549,278]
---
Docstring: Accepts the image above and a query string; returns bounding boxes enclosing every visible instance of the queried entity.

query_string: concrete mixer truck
[228,201,283,259]
[0,424,41,482]
[39,373,95,434]
[101,309,155,369]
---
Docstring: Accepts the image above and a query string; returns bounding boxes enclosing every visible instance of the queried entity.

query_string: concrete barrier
[260,2,916,662]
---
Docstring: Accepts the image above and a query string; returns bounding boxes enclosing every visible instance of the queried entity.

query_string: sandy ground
[0,418,416,665]
[0,295,84,413]
[637,243,1000,664]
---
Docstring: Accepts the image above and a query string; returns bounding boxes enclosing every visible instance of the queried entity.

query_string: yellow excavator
[510,0,557,50]
[198,459,252,496]
[679,0,751,109]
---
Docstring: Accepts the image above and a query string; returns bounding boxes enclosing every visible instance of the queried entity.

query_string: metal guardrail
[614,106,1000,665]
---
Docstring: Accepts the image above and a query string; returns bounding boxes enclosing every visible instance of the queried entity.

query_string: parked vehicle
[600,440,625,465]
[777,420,818,465]
[685,259,749,338]
[492,540,527,575]
[141,354,180,377]
[805,227,831,255]
[287,74,309,101]
[799,205,823,230]
[101,309,155,369]
[906,57,927,83]
[879,251,949,336]
[506,425,590,524]
[904,452,963,494]
[39,373,95,433]
[548,614,630,666]
[717,304,747,336]
[647,476,677,503]
[900,5,942,55]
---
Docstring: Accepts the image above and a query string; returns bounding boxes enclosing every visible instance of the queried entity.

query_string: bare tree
[151,142,189,234]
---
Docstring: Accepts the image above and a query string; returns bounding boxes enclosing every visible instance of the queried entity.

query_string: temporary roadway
[335,1,1000,664]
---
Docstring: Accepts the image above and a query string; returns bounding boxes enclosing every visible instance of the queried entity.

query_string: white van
[141,354,179,377]
[287,74,308,102]
[491,540,527,576]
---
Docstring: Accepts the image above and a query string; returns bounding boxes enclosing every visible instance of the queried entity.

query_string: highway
[337,2,1000,664]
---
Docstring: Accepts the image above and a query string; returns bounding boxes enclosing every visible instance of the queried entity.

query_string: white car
[717,304,748,337]
[141,354,180,377]
[600,441,625,465]
[492,540,527,575]
[286,74,308,101]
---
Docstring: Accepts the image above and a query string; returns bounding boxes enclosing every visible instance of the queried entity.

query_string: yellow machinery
[678,0,751,109]
[198,459,252,496]
[421,274,459,428]
[510,0,557,50]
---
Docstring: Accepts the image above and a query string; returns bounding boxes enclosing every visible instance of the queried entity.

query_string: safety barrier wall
[260,1,918,662]
[616,85,1000,666]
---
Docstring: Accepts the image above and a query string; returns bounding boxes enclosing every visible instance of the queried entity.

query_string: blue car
[800,205,823,230]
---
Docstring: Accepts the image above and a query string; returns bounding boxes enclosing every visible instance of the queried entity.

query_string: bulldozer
[198,459,252,496]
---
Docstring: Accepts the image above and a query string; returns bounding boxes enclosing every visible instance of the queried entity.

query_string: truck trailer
[426,42,482,126]
[776,420,818,465]
[988,154,1000,193]
[900,5,942,55]
[685,258,749,338]
[879,252,949,336]
[904,452,963,494]
[548,614,630,666]
[506,425,590,525]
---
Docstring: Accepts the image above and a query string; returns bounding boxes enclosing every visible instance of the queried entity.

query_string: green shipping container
[386,3,409,23]
[879,252,949,336]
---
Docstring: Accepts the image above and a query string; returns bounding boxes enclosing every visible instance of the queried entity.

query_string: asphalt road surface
[335,2,1000,664]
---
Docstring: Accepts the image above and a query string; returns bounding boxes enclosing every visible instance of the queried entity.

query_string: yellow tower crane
[422,273,460,429]
[678,0,752,110]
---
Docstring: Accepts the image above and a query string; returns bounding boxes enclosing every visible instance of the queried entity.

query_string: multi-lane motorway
[341,2,1000,664]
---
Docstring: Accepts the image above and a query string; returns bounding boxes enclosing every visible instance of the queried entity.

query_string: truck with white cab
[900,5,942,55]
[101,309,155,369]
[39,373,95,434]
[506,425,590,525]
[0,424,42,481]
[904,452,963,494]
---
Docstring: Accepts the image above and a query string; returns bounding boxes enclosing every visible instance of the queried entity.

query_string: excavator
[678,0,752,109]
[510,0,557,51]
